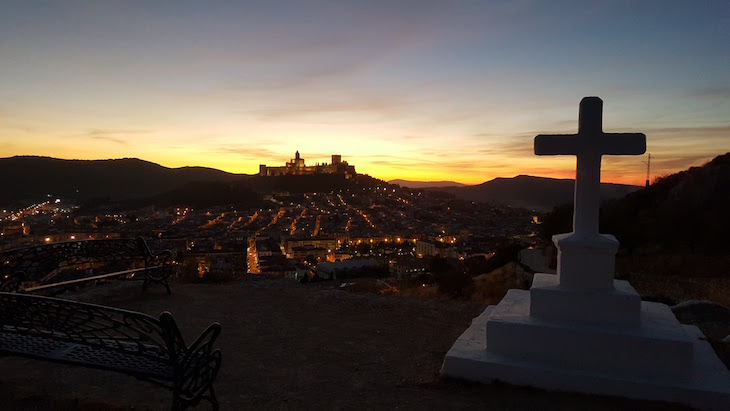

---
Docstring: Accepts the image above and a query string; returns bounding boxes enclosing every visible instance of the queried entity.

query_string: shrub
[430,257,473,298]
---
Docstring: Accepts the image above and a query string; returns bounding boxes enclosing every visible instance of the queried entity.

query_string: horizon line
[1,154,654,187]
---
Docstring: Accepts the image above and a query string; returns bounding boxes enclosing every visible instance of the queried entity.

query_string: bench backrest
[0,292,222,403]
[0,292,179,360]
[0,237,155,291]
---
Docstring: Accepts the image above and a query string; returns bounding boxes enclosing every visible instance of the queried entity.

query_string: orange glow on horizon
[1,124,718,189]
[0,148,693,188]
[0,3,726,195]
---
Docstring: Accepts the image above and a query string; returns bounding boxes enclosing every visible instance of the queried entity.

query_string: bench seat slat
[0,332,175,380]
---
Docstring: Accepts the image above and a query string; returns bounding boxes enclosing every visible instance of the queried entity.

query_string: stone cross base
[553,233,619,290]
[532,233,641,326]
[441,97,730,408]
[489,289,692,379]
[441,285,730,410]
[530,274,640,326]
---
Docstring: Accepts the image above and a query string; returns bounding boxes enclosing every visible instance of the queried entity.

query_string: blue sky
[1,1,728,184]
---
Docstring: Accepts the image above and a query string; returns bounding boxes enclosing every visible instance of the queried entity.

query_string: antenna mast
[642,153,651,187]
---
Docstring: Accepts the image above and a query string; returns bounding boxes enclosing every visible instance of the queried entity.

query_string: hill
[249,173,383,194]
[388,179,466,189]
[0,156,245,206]
[429,175,640,211]
[0,156,386,209]
[144,180,262,209]
[539,153,730,303]
[603,152,730,256]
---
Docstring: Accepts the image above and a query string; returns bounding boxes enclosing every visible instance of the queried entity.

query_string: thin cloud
[0,123,38,134]
[364,153,441,169]
[218,147,334,164]
[642,125,730,136]
[85,128,154,146]
[651,154,720,171]
[364,152,508,176]
[687,87,730,99]
[548,119,580,130]
[440,162,509,174]
[219,147,281,161]
[398,135,427,141]
[369,161,414,170]
[247,94,412,121]
[228,51,374,93]
[475,137,535,157]
[90,135,128,145]
[221,3,449,96]
[88,128,152,135]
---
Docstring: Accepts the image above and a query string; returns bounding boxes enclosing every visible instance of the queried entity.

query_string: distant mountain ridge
[0,156,245,205]
[0,156,384,208]
[1,156,639,211]
[388,179,467,189]
[428,175,641,211]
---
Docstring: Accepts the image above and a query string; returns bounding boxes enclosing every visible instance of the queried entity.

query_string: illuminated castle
[259,152,356,177]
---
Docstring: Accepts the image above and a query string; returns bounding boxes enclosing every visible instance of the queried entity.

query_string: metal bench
[0,292,222,410]
[0,237,173,294]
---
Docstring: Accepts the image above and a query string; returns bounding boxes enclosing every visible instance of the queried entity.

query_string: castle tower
[292,151,304,168]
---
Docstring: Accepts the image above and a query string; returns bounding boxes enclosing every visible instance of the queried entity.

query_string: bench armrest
[160,313,222,407]
[135,237,171,268]
[147,249,172,267]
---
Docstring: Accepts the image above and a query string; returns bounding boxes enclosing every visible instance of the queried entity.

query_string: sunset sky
[1,1,728,185]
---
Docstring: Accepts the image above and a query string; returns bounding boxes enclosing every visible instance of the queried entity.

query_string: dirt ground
[0,276,698,410]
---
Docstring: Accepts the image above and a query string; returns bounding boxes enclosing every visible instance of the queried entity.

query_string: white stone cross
[535,97,646,237]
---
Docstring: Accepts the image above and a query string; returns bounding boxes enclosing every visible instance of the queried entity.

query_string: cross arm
[600,133,646,155]
[534,134,578,155]
[534,132,646,156]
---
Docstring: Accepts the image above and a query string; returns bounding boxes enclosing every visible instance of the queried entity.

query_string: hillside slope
[603,152,730,255]
[431,175,640,211]
[388,179,466,189]
[0,156,245,205]
[539,152,730,290]
[0,156,385,208]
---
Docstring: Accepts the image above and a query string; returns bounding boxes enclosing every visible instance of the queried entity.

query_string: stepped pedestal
[442,248,730,410]
[441,296,730,410]
[442,98,730,409]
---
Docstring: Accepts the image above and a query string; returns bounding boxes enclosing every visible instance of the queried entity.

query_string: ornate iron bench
[0,237,173,294]
[0,292,222,410]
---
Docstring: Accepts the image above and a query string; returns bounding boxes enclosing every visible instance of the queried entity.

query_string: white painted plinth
[441,291,730,410]
[554,233,619,290]
[530,274,641,326]
[488,290,693,379]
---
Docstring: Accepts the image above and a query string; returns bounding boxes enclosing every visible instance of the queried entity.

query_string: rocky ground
[0,275,719,410]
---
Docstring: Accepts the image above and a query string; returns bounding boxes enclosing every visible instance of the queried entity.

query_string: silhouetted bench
[0,237,173,294]
[0,292,222,410]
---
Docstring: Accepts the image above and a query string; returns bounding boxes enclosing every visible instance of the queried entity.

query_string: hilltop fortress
[259,151,356,178]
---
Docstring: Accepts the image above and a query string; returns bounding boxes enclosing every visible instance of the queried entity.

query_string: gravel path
[0,276,690,410]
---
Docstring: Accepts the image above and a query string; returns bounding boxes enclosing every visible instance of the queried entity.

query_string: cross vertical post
[534,97,645,289]
[535,97,646,238]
